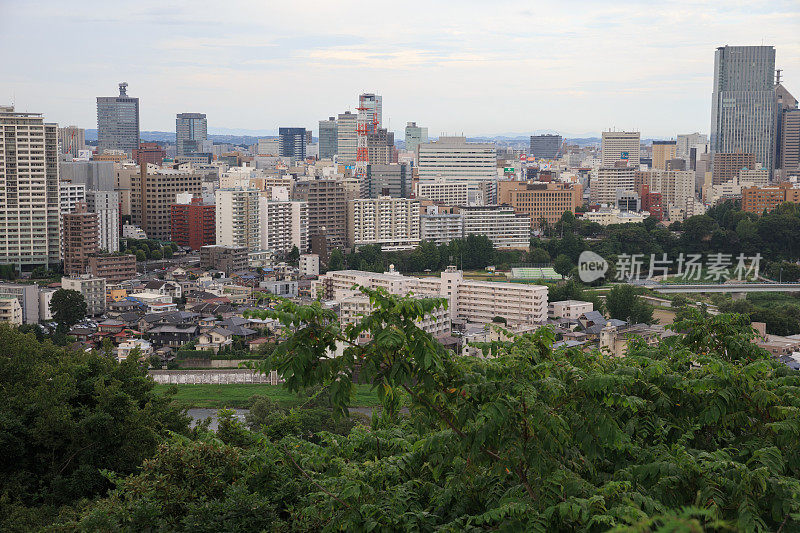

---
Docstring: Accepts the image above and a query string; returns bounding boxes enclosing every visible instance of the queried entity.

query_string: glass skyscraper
[96,82,140,154]
[710,45,776,175]
[318,117,337,159]
[176,113,208,157]
[279,127,307,161]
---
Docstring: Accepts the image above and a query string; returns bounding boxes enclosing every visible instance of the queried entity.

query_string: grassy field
[154,383,384,409]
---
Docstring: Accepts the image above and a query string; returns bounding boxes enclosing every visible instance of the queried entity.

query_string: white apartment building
[314,266,548,326]
[739,168,769,187]
[347,197,421,250]
[86,190,120,252]
[259,191,309,255]
[459,206,530,249]
[590,167,636,205]
[299,254,320,277]
[549,300,594,319]
[414,178,491,206]
[339,292,450,342]
[582,208,649,225]
[601,130,641,167]
[0,296,23,325]
[61,275,106,316]
[0,106,62,269]
[216,188,262,252]
[60,181,86,215]
[420,208,464,245]
[418,136,496,183]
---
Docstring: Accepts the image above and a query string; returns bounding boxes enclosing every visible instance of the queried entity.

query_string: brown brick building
[742,182,800,214]
[132,142,166,165]
[497,181,583,228]
[171,197,216,250]
[62,203,99,276]
[712,152,756,185]
[88,254,137,283]
[130,166,203,241]
[293,180,347,247]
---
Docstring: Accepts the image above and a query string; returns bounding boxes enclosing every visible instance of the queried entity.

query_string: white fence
[149,369,280,385]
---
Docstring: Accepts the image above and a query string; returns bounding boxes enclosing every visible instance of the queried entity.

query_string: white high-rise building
[347,197,421,250]
[215,188,262,252]
[0,106,62,269]
[676,133,708,162]
[601,131,641,167]
[336,111,358,164]
[418,136,496,183]
[259,188,309,255]
[87,190,120,252]
[60,181,86,215]
[637,170,696,211]
[590,167,636,205]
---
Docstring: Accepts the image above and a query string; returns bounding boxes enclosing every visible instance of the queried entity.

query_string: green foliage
[62,293,800,531]
[0,325,189,529]
[327,248,344,271]
[606,284,654,324]
[554,253,574,277]
[49,288,87,331]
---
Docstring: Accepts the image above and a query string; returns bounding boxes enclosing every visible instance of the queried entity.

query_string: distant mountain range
[84,128,672,148]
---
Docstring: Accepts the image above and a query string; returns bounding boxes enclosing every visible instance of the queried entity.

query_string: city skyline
[1,0,798,138]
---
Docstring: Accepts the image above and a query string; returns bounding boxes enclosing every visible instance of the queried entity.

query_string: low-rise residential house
[97,319,126,334]
[148,324,199,347]
[599,323,677,357]
[196,327,235,353]
[117,339,153,362]
[144,280,183,299]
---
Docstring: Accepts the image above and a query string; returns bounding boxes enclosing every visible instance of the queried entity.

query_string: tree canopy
[49,288,87,330]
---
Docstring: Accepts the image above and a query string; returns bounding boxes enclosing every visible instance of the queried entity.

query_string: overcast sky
[1,0,798,138]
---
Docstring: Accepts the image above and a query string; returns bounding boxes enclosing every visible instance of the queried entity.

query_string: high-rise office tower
[676,133,708,169]
[781,109,800,173]
[337,111,358,164]
[601,131,641,167]
[278,127,307,161]
[62,202,99,276]
[404,122,428,155]
[590,167,636,205]
[776,83,799,172]
[710,45,777,175]
[367,127,392,165]
[58,126,86,158]
[417,136,497,183]
[176,113,208,157]
[358,93,382,129]
[529,134,562,160]
[365,164,411,198]
[652,140,677,170]
[0,106,61,269]
[319,117,338,159]
[97,82,140,154]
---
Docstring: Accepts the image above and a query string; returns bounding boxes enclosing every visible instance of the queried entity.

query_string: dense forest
[2,290,800,532]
